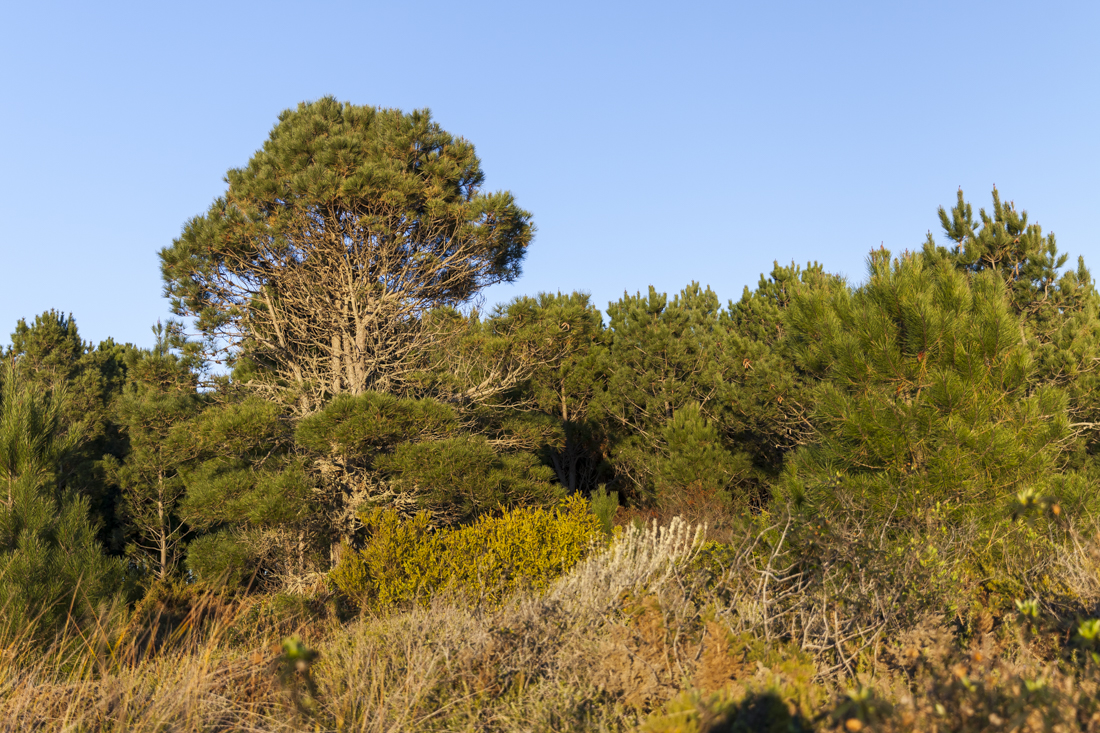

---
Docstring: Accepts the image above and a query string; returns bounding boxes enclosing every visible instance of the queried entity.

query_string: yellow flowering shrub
[329,494,604,609]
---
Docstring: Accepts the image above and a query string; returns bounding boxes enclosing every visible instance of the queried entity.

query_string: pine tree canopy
[160,97,534,414]
[3,311,138,550]
[780,249,1084,523]
[927,189,1100,468]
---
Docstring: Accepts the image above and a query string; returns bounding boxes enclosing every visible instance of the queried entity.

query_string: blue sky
[2,0,1098,349]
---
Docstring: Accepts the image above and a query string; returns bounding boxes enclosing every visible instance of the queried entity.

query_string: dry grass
[0,606,292,731]
[3,513,1100,732]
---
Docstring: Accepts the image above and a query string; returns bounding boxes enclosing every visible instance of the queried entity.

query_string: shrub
[329,494,604,609]
[589,484,619,536]
[781,251,1076,526]
[186,529,261,587]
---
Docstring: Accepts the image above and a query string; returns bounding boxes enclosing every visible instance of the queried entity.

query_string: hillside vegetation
[3,100,1100,731]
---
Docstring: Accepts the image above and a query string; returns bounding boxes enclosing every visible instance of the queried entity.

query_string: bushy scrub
[781,249,1080,525]
[329,494,604,609]
[297,391,564,523]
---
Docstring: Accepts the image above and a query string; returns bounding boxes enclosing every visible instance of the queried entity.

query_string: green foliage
[185,529,261,587]
[0,365,124,638]
[599,284,757,505]
[3,310,140,549]
[179,397,311,530]
[421,292,613,494]
[930,188,1100,472]
[725,262,827,467]
[934,187,1078,312]
[297,390,563,521]
[589,485,619,536]
[161,97,534,408]
[329,494,603,608]
[183,396,287,460]
[658,403,752,502]
[377,435,562,520]
[177,397,315,586]
[295,392,457,459]
[102,324,201,580]
[781,249,1074,523]
[182,457,313,529]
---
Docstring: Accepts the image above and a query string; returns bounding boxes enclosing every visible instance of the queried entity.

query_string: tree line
[3,97,1099,632]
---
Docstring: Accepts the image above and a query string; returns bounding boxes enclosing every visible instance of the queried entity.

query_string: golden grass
[2,514,1099,732]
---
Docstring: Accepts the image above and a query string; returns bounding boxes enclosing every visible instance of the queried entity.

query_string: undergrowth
[3,507,1100,732]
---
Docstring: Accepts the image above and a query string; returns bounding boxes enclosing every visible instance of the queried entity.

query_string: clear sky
[2,0,1098,349]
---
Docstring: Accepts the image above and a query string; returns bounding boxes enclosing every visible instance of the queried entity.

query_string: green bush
[329,494,604,609]
[186,529,261,587]
[781,250,1076,525]
[590,484,619,536]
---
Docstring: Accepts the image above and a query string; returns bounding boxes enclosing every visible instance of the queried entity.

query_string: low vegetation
[4,507,1100,731]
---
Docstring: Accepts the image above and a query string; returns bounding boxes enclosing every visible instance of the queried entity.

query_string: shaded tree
[0,364,123,638]
[3,311,136,550]
[103,325,201,580]
[725,261,828,470]
[416,292,611,494]
[596,284,755,505]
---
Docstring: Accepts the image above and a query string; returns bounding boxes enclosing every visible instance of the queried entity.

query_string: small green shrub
[186,529,261,587]
[590,484,619,536]
[329,494,604,609]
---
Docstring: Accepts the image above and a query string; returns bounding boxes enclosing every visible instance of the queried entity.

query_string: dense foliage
[329,493,603,608]
[5,99,1100,730]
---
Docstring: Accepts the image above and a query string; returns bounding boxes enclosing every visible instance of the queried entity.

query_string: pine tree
[3,311,137,550]
[928,188,1100,472]
[508,292,611,494]
[780,249,1079,523]
[103,325,201,580]
[658,402,749,501]
[725,261,830,470]
[597,283,755,505]
[161,97,534,413]
[177,396,314,587]
[420,292,612,494]
[0,364,123,638]
[296,391,561,527]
